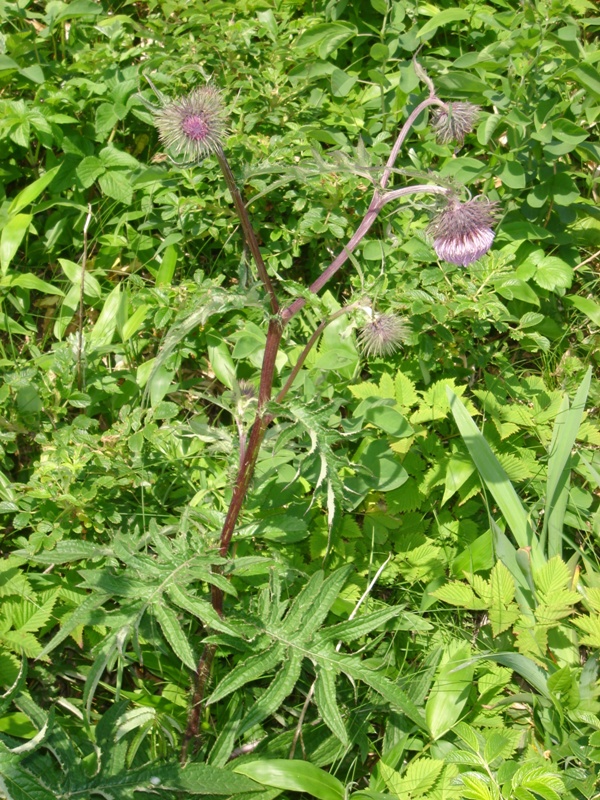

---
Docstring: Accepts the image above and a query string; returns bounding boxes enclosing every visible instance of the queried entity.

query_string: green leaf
[432,582,485,609]
[426,642,474,739]
[314,665,348,745]
[76,156,105,188]
[331,68,357,97]
[239,648,303,735]
[207,333,237,390]
[89,285,124,348]
[207,646,284,705]
[319,606,404,642]
[542,367,591,558]
[295,22,357,59]
[150,603,196,671]
[98,170,133,204]
[0,214,32,275]
[447,389,539,564]
[156,244,178,287]
[417,9,469,38]
[0,752,58,800]
[565,295,600,326]
[5,273,64,296]
[234,760,344,800]
[7,166,61,215]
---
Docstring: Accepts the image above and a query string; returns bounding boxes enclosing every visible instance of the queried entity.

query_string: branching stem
[183,95,451,761]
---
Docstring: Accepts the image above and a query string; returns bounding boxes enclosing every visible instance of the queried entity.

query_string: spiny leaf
[207,645,284,705]
[238,648,303,735]
[318,605,404,642]
[314,664,349,745]
[150,603,196,671]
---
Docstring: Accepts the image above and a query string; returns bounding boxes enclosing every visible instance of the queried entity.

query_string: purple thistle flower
[358,313,410,358]
[429,197,497,267]
[432,102,479,145]
[152,86,227,162]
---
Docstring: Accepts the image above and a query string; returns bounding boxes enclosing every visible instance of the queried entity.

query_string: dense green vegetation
[0,0,599,797]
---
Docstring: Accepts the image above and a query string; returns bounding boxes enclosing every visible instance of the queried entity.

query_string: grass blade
[446,388,540,566]
[543,366,591,558]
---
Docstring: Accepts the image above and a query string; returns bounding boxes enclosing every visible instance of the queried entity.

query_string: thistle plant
[142,69,498,759]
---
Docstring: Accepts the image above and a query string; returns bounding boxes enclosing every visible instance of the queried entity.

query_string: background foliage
[0,0,599,798]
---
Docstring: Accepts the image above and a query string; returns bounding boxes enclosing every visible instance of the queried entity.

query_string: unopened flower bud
[358,314,410,358]
[432,102,479,145]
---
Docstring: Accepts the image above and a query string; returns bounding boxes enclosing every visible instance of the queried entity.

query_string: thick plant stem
[216,148,279,315]
[181,641,215,763]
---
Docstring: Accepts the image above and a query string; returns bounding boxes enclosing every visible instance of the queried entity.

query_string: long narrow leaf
[447,388,541,566]
[239,648,304,735]
[314,665,349,745]
[543,366,591,558]
[151,603,196,671]
[207,645,284,705]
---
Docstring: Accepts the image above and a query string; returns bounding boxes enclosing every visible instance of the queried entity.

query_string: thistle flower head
[357,313,410,358]
[429,196,497,267]
[152,85,227,162]
[432,102,479,145]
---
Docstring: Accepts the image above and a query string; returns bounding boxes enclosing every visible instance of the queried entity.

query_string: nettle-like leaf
[208,567,426,746]
[380,758,445,799]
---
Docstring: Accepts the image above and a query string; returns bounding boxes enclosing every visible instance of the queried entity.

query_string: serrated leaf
[207,645,284,705]
[432,582,486,609]
[37,592,110,658]
[151,603,196,671]
[98,170,133,205]
[239,648,303,735]
[314,665,348,745]
[319,606,404,642]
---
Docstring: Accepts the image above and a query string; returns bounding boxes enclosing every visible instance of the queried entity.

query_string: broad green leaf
[8,165,61,215]
[76,156,105,188]
[426,642,474,739]
[150,603,196,671]
[156,244,177,286]
[432,582,485,609]
[565,295,600,326]
[207,333,237,390]
[0,214,32,274]
[235,760,344,800]
[98,170,133,205]
[121,304,150,341]
[381,758,444,798]
[417,9,469,38]
[89,285,123,348]
[314,665,348,745]
[295,22,357,59]
[4,273,64,296]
